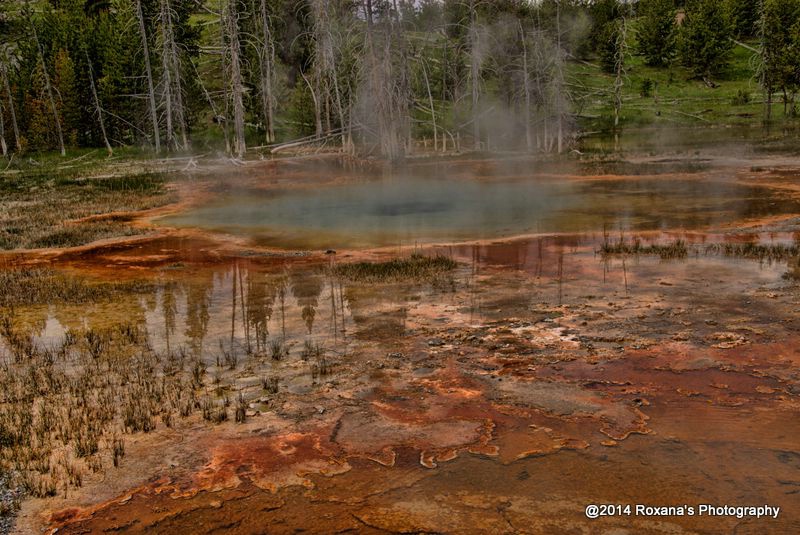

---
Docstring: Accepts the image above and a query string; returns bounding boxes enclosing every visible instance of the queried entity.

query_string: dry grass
[0,268,154,308]
[599,238,689,259]
[600,238,800,264]
[710,242,800,261]
[0,172,175,250]
[333,254,459,282]
[0,318,198,499]
[0,266,331,508]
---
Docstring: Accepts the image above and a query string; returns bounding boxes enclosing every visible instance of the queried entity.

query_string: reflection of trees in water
[6,309,48,337]
[49,299,147,340]
[246,271,279,353]
[291,271,324,334]
[162,282,178,352]
[786,257,800,282]
[185,275,212,356]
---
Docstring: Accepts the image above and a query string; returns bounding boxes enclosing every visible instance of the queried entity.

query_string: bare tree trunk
[301,69,322,138]
[421,60,438,152]
[158,0,189,151]
[331,70,349,151]
[312,77,323,138]
[0,101,6,156]
[362,0,406,161]
[469,1,480,150]
[311,0,333,139]
[258,0,275,143]
[758,0,771,122]
[160,10,175,150]
[85,51,113,156]
[226,0,246,158]
[135,0,161,152]
[219,12,231,154]
[613,19,627,130]
[165,0,188,149]
[519,22,532,153]
[555,1,563,154]
[1,67,20,152]
[31,19,65,156]
[441,31,448,153]
[612,14,629,152]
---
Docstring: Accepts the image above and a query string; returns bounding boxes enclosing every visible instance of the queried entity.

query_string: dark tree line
[1,0,799,160]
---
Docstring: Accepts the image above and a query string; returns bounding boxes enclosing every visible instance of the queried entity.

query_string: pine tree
[54,49,80,146]
[726,0,759,38]
[680,0,734,80]
[759,0,800,117]
[637,0,676,67]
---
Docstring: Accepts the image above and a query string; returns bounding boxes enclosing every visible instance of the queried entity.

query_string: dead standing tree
[84,50,113,156]
[0,48,21,153]
[467,0,481,150]
[255,0,276,144]
[223,0,246,158]
[612,7,631,150]
[0,90,5,155]
[514,13,570,154]
[360,0,411,161]
[158,0,189,151]
[553,1,565,153]
[135,0,161,152]
[309,0,353,151]
[518,21,533,152]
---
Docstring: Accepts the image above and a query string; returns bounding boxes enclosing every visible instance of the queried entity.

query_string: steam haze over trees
[1,0,800,160]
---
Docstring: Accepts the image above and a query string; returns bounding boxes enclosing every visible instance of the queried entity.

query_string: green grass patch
[571,37,798,136]
[333,254,459,282]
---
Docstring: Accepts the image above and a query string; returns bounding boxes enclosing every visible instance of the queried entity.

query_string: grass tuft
[600,238,689,259]
[333,254,458,282]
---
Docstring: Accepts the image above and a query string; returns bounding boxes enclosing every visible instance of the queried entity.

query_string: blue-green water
[161,174,800,249]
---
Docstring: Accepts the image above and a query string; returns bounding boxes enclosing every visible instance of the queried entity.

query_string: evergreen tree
[636,0,676,66]
[680,0,734,80]
[726,0,759,38]
[587,0,623,72]
[759,0,800,116]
